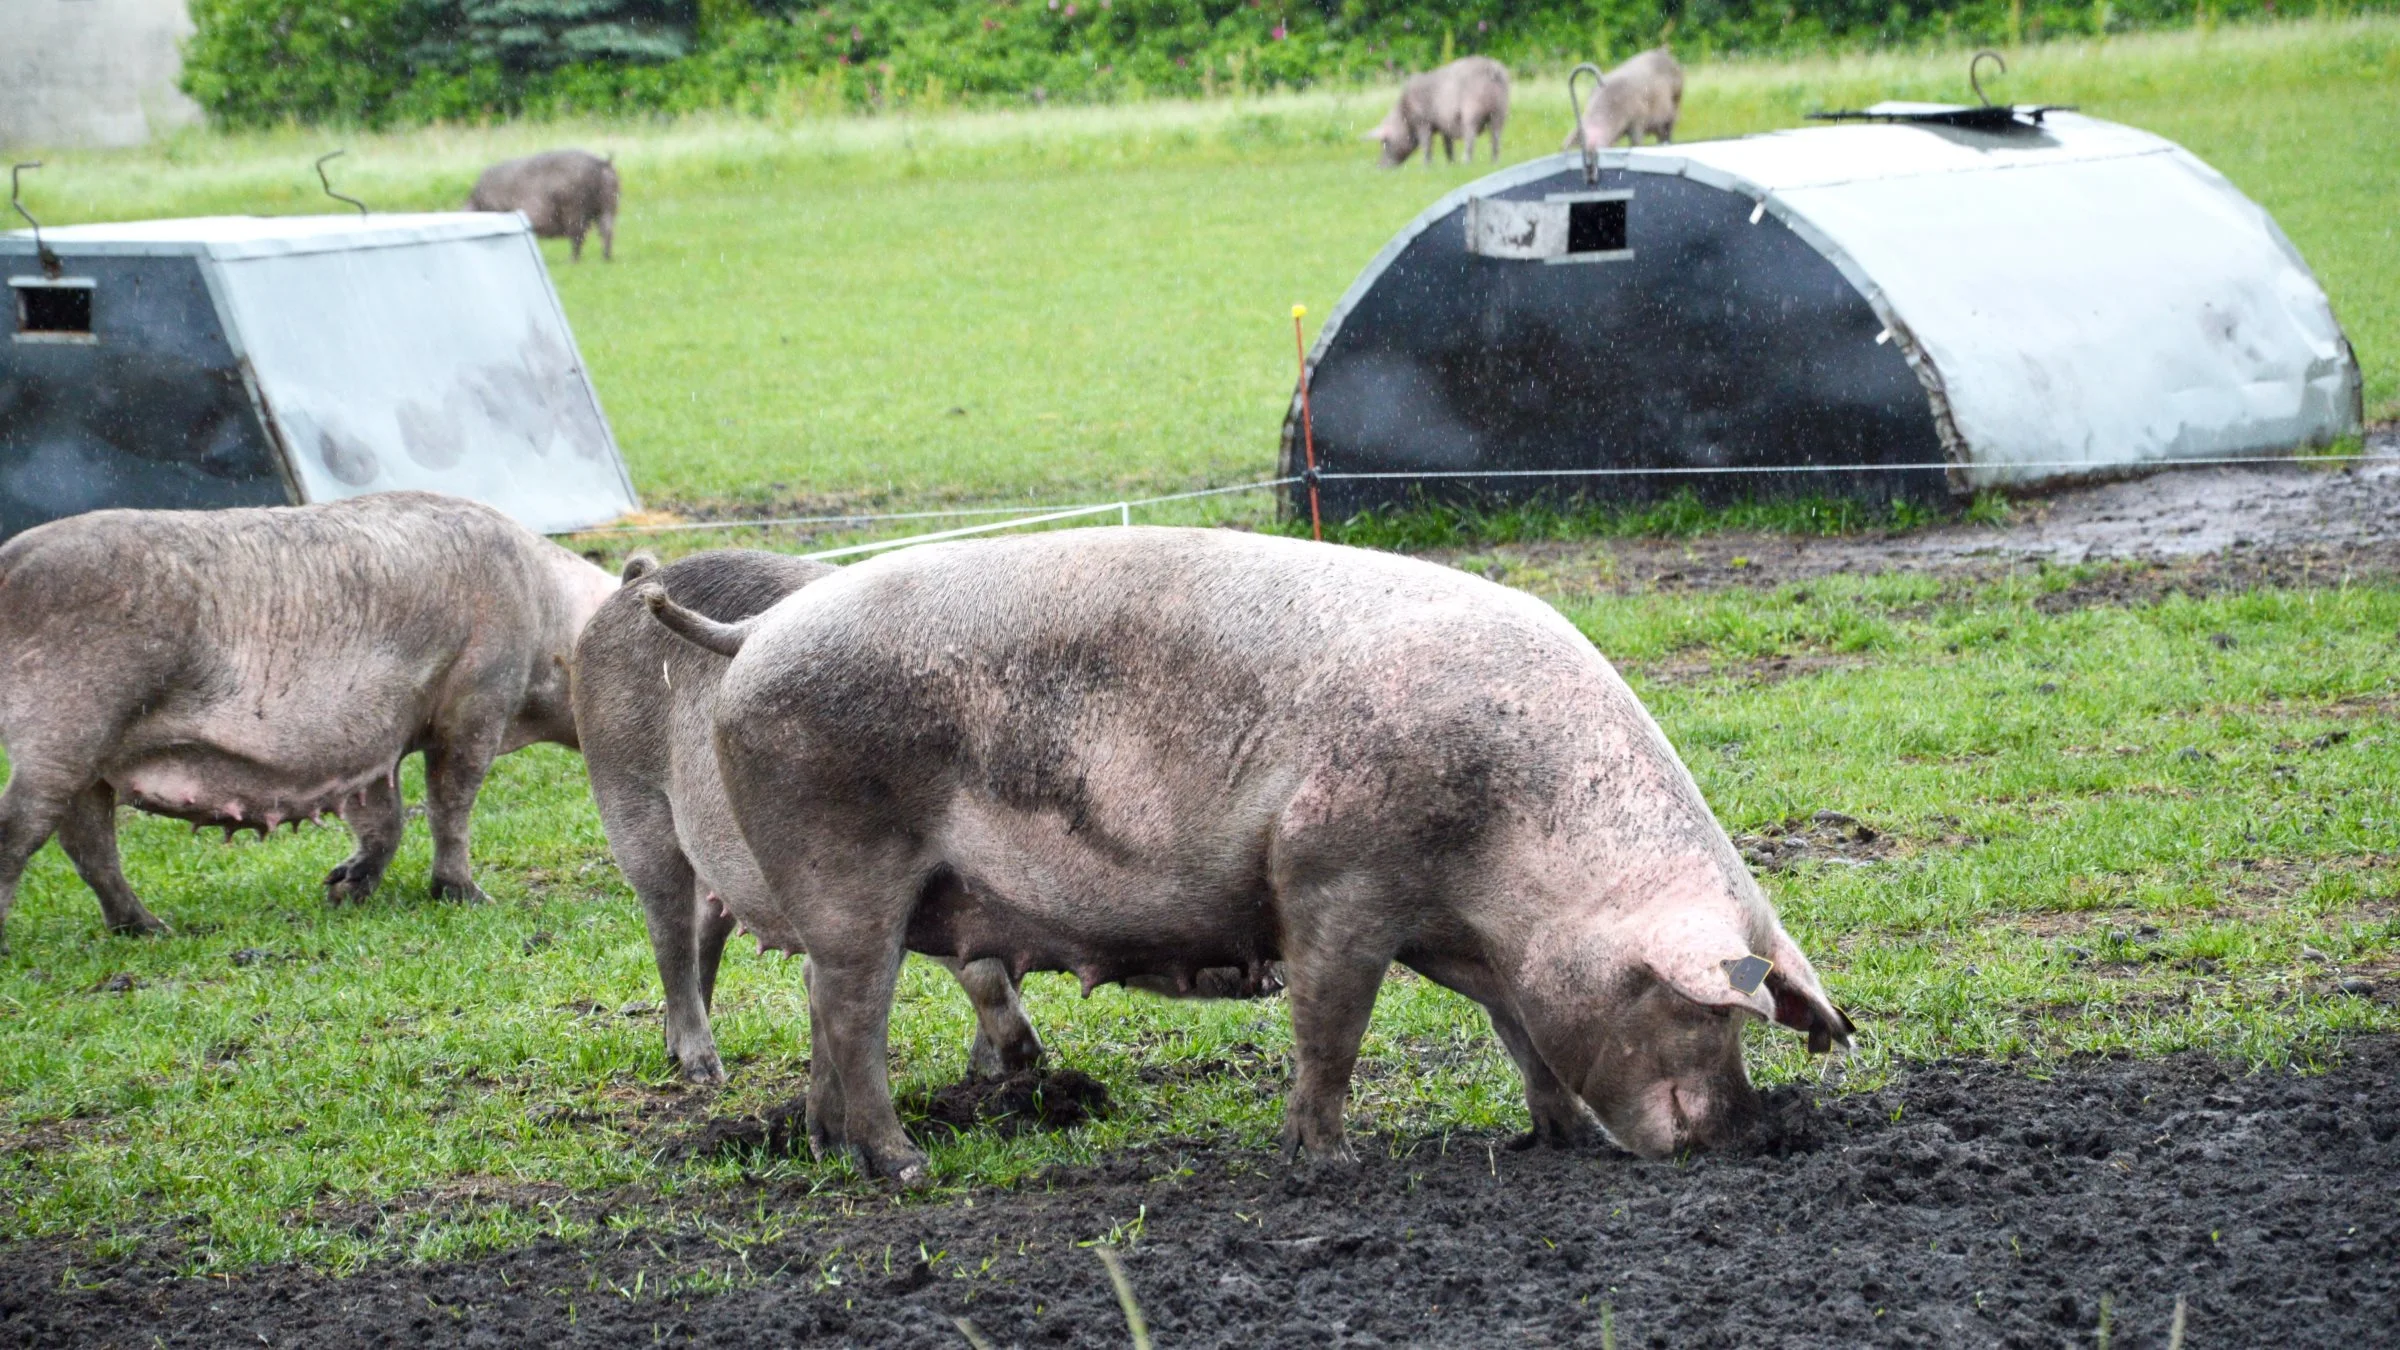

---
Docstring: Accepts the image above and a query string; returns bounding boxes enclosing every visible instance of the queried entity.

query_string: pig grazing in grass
[644,528,1852,1185]
[0,492,617,947]
[1369,56,1510,167]
[575,550,1045,1086]
[1564,48,1685,150]
[468,150,620,262]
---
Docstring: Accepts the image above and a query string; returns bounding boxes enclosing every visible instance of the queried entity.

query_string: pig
[0,492,618,947]
[641,527,1852,1185]
[574,549,1046,1086]
[1368,56,1510,167]
[1563,47,1684,151]
[467,150,620,262]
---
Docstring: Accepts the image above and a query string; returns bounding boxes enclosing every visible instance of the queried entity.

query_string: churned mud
[1457,439,2400,596]
[4,1038,2394,1349]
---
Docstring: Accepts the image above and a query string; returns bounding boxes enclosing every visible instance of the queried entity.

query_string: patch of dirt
[905,1068,1112,1140]
[7,1040,2397,1348]
[1730,810,1973,872]
[1447,445,2400,597]
[659,1070,1111,1164]
[1626,652,1873,688]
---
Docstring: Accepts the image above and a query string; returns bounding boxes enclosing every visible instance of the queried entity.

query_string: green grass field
[26,16,2400,524]
[2,17,2396,1272]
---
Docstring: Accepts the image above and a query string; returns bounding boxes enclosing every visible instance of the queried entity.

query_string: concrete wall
[0,0,202,150]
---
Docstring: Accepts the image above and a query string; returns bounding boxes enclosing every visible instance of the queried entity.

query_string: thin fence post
[1292,303,1323,542]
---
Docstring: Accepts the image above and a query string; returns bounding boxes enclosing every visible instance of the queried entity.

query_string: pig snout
[1609,1072,1762,1159]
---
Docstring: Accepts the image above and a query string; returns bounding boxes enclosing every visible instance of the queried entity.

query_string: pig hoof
[324,862,385,904]
[678,1056,728,1086]
[430,878,490,904]
[106,911,172,938]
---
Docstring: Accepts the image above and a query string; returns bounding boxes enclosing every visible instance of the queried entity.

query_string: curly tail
[638,583,753,659]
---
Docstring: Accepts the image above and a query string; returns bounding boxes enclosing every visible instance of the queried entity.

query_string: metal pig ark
[1283,108,2363,519]
[1,213,638,541]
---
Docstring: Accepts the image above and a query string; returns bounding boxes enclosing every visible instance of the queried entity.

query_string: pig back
[0,492,576,749]
[575,549,833,787]
[714,528,1701,884]
[468,150,613,225]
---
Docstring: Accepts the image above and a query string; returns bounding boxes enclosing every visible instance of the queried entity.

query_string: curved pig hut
[0,213,637,542]
[1281,109,2363,520]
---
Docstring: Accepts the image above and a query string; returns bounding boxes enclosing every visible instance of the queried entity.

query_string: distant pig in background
[1369,56,1510,167]
[0,492,618,947]
[468,150,620,262]
[1564,48,1684,150]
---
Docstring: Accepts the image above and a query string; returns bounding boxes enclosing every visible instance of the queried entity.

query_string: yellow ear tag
[1722,955,1773,995]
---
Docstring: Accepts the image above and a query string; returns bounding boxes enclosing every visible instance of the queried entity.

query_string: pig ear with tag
[1765,929,1856,1055]
[1640,912,1776,1020]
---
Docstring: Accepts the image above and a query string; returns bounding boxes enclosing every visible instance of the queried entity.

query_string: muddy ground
[4,1040,2395,1349]
[6,446,2396,1348]
[1445,438,2400,597]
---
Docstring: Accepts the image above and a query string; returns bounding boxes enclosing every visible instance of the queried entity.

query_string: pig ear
[1765,930,1856,1055]
[1640,912,1776,1020]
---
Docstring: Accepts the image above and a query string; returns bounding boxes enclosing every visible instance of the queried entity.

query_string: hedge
[182,0,2370,128]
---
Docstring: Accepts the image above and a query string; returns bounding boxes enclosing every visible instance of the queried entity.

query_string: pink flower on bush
[1272,23,1286,39]
[1065,1,1077,13]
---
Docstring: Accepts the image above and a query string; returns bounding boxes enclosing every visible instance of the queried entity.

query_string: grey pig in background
[1368,56,1510,167]
[644,528,1852,1186]
[1564,47,1684,150]
[574,549,1047,1086]
[0,492,618,947]
[468,149,620,262]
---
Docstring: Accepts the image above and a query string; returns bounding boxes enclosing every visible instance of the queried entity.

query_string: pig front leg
[326,773,403,904]
[57,783,167,937]
[1487,1002,1598,1149]
[1278,940,1392,1164]
[943,956,1045,1080]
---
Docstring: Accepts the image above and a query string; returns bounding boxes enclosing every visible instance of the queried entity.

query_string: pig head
[1509,859,1853,1156]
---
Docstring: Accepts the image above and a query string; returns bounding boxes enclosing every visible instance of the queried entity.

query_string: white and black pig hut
[1282,106,2363,518]
[1,212,638,541]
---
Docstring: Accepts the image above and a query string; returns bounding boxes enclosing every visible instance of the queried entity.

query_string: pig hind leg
[1486,1001,1597,1149]
[57,783,166,937]
[942,956,1044,1080]
[423,723,507,903]
[800,924,927,1185]
[0,715,131,945]
[326,773,403,904]
[598,206,615,262]
[0,767,81,949]
[610,797,728,1082]
[1276,877,1400,1163]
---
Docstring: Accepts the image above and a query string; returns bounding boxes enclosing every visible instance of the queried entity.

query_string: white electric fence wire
[570,450,2385,560]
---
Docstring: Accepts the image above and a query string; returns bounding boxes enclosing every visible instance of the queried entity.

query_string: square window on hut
[1544,190,1633,264]
[11,277,97,343]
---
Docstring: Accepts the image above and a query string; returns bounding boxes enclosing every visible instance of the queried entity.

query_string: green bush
[183,0,2386,128]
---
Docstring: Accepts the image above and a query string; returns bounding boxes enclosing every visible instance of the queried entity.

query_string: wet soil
[1452,440,2400,597]
[663,1070,1115,1164]
[6,1038,2395,1349]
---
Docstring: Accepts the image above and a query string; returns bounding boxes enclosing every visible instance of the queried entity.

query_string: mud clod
[905,1068,1111,1139]
[1735,811,1891,870]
